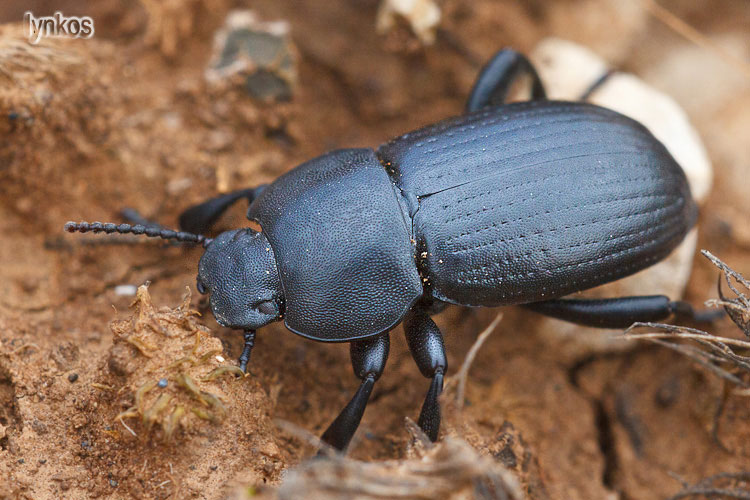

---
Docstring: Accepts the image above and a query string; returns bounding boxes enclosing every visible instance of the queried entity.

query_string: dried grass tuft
[273,425,522,500]
[621,250,750,386]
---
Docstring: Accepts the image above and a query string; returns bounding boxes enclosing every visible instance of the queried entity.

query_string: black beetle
[65,49,710,452]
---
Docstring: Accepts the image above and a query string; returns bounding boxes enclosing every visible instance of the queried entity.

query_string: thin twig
[620,331,750,350]
[9,343,40,355]
[119,416,137,437]
[668,488,750,499]
[641,0,750,80]
[274,418,338,457]
[452,313,503,411]
[704,250,750,291]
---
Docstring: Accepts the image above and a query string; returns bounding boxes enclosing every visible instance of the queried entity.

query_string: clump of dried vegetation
[103,284,244,440]
[623,250,750,499]
[623,251,750,389]
[265,420,521,500]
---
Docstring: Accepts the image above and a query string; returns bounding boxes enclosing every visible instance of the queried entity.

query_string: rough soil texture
[1,1,749,499]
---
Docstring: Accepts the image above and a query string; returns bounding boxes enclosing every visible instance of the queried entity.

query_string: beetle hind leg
[404,306,447,441]
[320,334,389,452]
[466,48,547,113]
[524,295,723,329]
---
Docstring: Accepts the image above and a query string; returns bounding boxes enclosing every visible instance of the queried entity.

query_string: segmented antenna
[64,221,213,246]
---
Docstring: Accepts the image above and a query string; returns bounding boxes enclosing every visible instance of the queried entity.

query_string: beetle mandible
[65,49,710,452]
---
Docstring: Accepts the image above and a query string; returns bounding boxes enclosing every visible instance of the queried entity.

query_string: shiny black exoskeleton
[65,49,708,452]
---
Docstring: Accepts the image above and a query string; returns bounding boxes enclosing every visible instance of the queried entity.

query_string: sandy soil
[1,1,749,499]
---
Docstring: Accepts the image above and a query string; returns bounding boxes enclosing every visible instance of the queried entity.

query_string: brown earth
[1,1,749,499]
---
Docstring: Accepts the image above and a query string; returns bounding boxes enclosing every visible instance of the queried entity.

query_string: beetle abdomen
[378,101,696,307]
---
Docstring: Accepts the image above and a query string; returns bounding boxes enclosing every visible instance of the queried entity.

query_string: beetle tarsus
[579,69,617,101]
[418,371,444,442]
[320,375,375,453]
[238,330,256,374]
[404,306,447,442]
[669,301,725,323]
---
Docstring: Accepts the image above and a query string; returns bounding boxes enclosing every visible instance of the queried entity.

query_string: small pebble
[158,378,168,388]
[110,479,118,488]
[17,458,24,464]
[68,373,79,383]
[207,11,297,101]
[377,0,441,44]
[39,459,47,464]
[114,285,138,297]
[210,465,218,471]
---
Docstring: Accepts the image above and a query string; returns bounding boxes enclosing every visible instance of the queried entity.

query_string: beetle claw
[237,358,248,375]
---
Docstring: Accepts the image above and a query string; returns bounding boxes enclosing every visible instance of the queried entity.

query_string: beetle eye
[196,280,207,294]
[256,300,277,316]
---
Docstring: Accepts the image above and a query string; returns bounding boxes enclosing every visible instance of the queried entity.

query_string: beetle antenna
[64,221,214,247]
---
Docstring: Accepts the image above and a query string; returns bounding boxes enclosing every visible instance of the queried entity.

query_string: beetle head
[63,220,283,331]
[197,228,283,330]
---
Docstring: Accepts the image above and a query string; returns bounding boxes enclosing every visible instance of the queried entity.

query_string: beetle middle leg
[403,306,447,442]
[523,295,723,329]
[466,48,547,113]
[120,185,268,236]
[320,333,389,452]
[120,208,168,229]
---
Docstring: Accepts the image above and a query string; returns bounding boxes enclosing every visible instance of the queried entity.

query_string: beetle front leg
[178,185,267,235]
[320,334,389,452]
[403,307,447,442]
[466,48,547,113]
